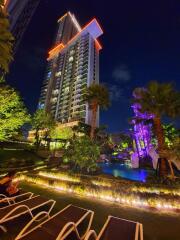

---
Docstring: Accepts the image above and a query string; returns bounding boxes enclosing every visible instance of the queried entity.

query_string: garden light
[17,173,180,213]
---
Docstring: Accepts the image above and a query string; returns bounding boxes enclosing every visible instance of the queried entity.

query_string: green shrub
[63,136,100,174]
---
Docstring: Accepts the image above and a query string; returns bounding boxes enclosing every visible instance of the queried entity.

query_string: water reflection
[99,163,150,182]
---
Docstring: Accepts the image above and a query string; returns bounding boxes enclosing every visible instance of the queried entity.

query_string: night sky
[7,0,180,132]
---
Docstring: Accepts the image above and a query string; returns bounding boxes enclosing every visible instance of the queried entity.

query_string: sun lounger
[0,195,55,233]
[15,204,94,240]
[0,192,33,207]
[84,215,143,240]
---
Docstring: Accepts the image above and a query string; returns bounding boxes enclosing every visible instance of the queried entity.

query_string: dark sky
[7,0,180,132]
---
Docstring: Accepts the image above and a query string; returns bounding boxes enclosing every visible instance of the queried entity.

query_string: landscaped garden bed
[16,169,180,213]
[0,147,51,174]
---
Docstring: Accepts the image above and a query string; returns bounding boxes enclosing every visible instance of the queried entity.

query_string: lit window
[55,71,61,77]
[53,90,59,95]
[65,87,69,93]
[69,56,74,62]
[70,50,75,55]
[51,97,57,103]
[47,72,51,78]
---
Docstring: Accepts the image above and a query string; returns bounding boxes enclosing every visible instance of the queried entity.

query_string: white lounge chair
[0,192,33,208]
[84,215,143,240]
[15,204,94,240]
[0,195,55,233]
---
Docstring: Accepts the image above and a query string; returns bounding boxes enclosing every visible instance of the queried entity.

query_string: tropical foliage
[0,86,30,140]
[83,83,110,139]
[133,81,180,176]
[133,81,180,151]
[72,123,111,155]
[170,137,180,160]
[72,122,91,136]
[63,135,100,173]
[31,109,55,149]
[163,124,180,147]
[111,132,133,160]
[50,126,73,139]
[0,1,14,74]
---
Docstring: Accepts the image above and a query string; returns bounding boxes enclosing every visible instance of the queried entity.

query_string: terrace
[0,178,179,240]
[0,150,180,239]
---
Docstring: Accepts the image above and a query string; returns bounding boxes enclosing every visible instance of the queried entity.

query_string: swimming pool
[99,163,150,182]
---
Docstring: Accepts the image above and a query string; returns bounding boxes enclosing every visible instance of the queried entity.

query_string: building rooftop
[48,18,103,60]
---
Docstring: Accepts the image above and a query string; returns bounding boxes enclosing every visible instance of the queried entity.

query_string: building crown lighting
[38,12,103,127]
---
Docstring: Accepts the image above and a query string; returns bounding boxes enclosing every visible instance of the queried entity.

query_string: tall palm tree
[0,2,14,75]
[133,81,180,176]
[84,83,110,139]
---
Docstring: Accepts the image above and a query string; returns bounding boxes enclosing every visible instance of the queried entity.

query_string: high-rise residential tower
[39,12,103,127]
[4,0,40,53]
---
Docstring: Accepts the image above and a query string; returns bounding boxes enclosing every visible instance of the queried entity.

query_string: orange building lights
[39,12,103,127]
[48,43,64,59]
[48,18,103,60]
[3,0,9,7]
[95,39,102,51]
[57,13,68,22]
[1,0,7,7]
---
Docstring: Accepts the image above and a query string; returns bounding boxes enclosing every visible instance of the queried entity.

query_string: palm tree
[83,83,110,139]
[0,2,14,75]
[133,81,180,176]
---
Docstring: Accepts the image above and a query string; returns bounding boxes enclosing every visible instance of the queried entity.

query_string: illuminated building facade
[39,12,103,126]
[4,0,40,53]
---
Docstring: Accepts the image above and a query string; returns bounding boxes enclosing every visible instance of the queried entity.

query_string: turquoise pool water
[99,163,150,182]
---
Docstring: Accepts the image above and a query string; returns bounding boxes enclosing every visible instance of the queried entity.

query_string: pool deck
[1,182,179,240]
